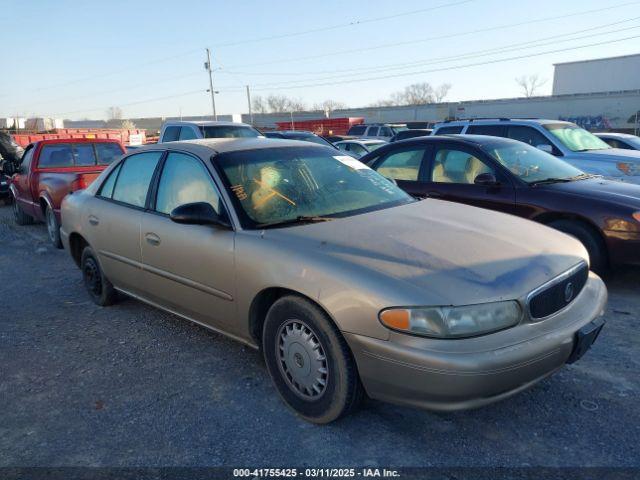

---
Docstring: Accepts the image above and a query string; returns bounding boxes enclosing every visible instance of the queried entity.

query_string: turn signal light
[633,212,640,223]
[379,309,410,330]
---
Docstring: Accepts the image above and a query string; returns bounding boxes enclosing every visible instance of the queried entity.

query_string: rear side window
[96,143,124,165]
[379,127,392,137]
[111,152,163,208]
[367,127,380,136]
[178,127,198,140]
[466,125,507,137]
[162,126,181,142]
[38,144,74,168]
[98,163,122,198]
[375,148,425,181]
[347,125,366,135]
[435,126,464,135]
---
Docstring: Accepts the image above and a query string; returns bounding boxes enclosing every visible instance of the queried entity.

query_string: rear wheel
[81,246,118,306]
[549,220,607,274]
[45,205,63,249]
[12,196,33,225]
[262,295,363,424]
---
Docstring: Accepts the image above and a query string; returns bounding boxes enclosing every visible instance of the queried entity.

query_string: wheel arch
[248,287,340,348]
[68,232,89,267]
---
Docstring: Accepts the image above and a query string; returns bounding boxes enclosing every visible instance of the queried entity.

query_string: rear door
[87,150,163,295]
[140,150,236,329]
[422,142,517,213]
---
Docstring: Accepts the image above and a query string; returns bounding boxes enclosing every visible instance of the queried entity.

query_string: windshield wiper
[528,177,573,186]
[256,216,334,229]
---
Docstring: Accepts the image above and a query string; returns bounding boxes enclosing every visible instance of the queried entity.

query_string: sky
[1,0,639,120]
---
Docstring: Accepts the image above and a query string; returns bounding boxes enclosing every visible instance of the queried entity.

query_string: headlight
[379,301,522,338]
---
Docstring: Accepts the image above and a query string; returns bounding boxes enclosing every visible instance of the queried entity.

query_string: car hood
[263,200,587,305]
[539,177,640,208]
[571,148,640,161]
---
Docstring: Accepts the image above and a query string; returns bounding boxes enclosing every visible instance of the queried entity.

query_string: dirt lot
[1,203,639,468]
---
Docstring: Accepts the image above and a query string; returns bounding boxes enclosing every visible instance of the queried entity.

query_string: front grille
[528,263,589,319]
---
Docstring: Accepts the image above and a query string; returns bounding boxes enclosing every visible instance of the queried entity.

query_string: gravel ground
[1,203,639,468]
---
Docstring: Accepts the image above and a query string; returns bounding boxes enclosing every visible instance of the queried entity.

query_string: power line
[210,0,475,48]
[221,0,640,70]
[215,21,640,91]
[237,34,640,93]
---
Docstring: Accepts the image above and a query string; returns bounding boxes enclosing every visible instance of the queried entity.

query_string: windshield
[200,125,262,139]
[216,146,413,228]
[543,124,610,152]
[483,141,584,184]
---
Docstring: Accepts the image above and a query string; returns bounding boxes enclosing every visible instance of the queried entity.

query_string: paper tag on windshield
[334,155,371,170]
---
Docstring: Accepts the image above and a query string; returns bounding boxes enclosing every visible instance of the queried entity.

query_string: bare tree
[515,74,547,97]
[313,99,347,116]
[433,83,452,103]
[106,106,122,120]
[252,95,268,115]
[287,98,307,112]
[402,82,435,105]
[266,95,292,113]
[121,119,136,129]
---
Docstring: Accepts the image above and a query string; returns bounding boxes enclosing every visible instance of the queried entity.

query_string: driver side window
[155,152,220,215]
[431,148,494,184]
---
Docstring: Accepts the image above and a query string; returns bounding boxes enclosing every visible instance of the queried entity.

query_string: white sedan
[334,139,387,158]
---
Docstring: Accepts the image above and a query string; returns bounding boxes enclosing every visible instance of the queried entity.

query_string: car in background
[0,132,24,204]
[334,139,387,158]
[432,119,640,184]
[363,135,640,273]
[323,134,356,144]
[263,130,337,148]
[8,138,125,248]
[390,128,433,142]
[346,123,408,141]
[60,138,606,423]
[594,132,640,150]
[158,121,263,143]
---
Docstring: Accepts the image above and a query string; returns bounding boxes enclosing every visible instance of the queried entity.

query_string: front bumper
[604,230,640,266]
[345,273,607,411]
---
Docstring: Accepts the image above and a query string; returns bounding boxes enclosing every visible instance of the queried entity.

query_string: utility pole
[246,85,253,125]
[205,48,217,121]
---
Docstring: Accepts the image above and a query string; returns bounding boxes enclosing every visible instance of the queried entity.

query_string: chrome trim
[142,263,233,301]
[526,261,588,321]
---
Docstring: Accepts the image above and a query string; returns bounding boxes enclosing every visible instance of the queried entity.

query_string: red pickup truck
[9,138,125,247]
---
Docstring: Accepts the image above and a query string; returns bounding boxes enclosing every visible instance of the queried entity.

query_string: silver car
[60,139,607,423]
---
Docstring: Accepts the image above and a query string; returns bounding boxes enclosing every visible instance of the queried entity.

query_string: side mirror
[385,176,398,186]
[474,172,499,186]
[170,202,230,228]
[536,144,553,154]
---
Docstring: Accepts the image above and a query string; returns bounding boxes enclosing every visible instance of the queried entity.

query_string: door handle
[88,215,99,226]
[145,232,161,246]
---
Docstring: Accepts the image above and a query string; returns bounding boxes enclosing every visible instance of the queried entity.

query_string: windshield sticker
[333,155,371,170]
[231,184,248,201]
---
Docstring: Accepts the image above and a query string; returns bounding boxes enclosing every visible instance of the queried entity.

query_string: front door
[140,151,236,329]
[423,143,517,214]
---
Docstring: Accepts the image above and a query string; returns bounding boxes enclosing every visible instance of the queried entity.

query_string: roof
[593,132,637,138]
[337,139,387,145]
[435,118,570,126]
[553,52,640,67]
[134,137,326,155]
[162,120,253,127]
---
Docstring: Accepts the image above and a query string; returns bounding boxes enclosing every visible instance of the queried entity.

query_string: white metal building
[552,53,640,96]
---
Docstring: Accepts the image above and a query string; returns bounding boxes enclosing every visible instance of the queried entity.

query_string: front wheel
[45,205,63,249]
[262,295,363,424]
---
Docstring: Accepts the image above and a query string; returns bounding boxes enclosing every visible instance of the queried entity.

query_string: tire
[548,220,607,274]
[12,196,34,225]
[81,246,118,306]
[262,295,363,424]
[45,205,63,249]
